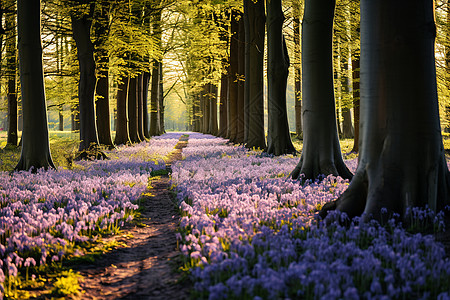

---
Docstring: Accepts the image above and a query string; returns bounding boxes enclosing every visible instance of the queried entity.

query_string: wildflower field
[1,131,450,299]
[172,133,450,299]
[0,132,182,298]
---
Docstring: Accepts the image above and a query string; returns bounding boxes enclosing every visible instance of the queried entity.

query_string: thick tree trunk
[149,61,160,136]
[266,0,296,156]
[291,0,351,180]
[15,0,55,171]
[320,0,449,222]
[351,56,360,153]
[236,14,245,143]
[143,71,151,139]
[293,2,302,139]
[71,3,105,159]
[209,83,218,136]
[114,77,131,145]
[243,0,250,143]
[228,10,239,142]
[128,76,141,143]
[6,3,18,147]
[245,0,266,149]
[218,73,228,137]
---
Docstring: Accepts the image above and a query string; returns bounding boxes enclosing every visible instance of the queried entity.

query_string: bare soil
[73,137,191,300]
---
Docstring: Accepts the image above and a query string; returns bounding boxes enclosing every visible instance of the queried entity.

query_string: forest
[0,0,450,298]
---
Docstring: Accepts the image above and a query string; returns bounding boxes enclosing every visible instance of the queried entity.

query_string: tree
[291,0,351,180]
[128,76,141,143]
[320,0,449,221]
[71,1,106,159]
[15,0,56,171]
[6,0,18,148]
[245,0,266,149]
[293,0,303,139]
[114,77,131,145]
[266,0,296,156]
[236,14,245,143]
[227,9,239,142]
[93,0,114,149]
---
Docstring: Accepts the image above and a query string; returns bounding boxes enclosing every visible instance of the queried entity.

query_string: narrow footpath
[74,135,190,299]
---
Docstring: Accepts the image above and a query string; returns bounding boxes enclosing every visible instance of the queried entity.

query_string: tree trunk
[245,0,266,149]
[202,84,210,134]
[137,73,146,141]
[71,101,80,131]
[243,0,250,143]
[58,106,64,131]
[143,71,151,139]
[71,2,105,159]
[6,2,18,147]
[228,10,239,142]
[114,77,131,145]
[149,61,160,136]
[236,14,245,143]
[351,56,360,153]
[218,72,228,137]
[291,0,351,180]
[293,1,302,139]
[209,83,218,136]
[266,0,296,156]
[93,1,114,149]
[320,0,449,222]
[128,76,141,143]
[158,61,165,134]
[15,0,55,171]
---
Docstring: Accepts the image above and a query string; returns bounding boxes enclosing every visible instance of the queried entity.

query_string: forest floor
[71,136,191,300]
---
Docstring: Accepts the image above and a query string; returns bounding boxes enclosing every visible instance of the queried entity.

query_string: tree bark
[202,84,210,134]
[128,76,141,143]
[236,14,245,143]
[158,61,165,134]
[15,0,55,171]
[218,72,228,137]
[291,0,351,180]
[6,2,18,147]
[243,0,250,143]
[245,0,266,149]
[71,2,105,159]
[266,0,296,156]
[351,56,360,153]
[114,77,131,145]
[93,2,114,149]
[228,10,239,142]
[293,1,302,139]
[209,83,218,136]
[137,73,146,141]
[143,71,151,139]
[320,0,449,221]
[149,61,160,136]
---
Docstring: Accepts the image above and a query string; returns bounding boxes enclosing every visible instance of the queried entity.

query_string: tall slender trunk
[128,76,141,143]
[243,0,250,143]
[351,56,360,153]
[158,61,165,134]
[228,10,239,142]
[114,77,131,145]
[218,73,228,137]
[236,14,245,143]
[137,73,146,141]
[6,2,17,147]
[293,0,302,139]
[143,71,151,139]
[209,83,218,136]
[149,61,160,136]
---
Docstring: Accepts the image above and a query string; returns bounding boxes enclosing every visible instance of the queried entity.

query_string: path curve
[74,135,190,299]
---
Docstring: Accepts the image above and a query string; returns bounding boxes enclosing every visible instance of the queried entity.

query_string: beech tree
[71,1,106,159]
[245,0,266,149]
[266,0,296,156]
[6,0,18,148]
[291,0,351,180]
[320,0,449,221]
[15,0,56,171]
[114,77,131,145]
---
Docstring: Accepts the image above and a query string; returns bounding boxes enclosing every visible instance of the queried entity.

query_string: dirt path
[74,136,190,300]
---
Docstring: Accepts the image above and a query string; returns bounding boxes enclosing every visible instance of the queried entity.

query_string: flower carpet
[172,133,450,299]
